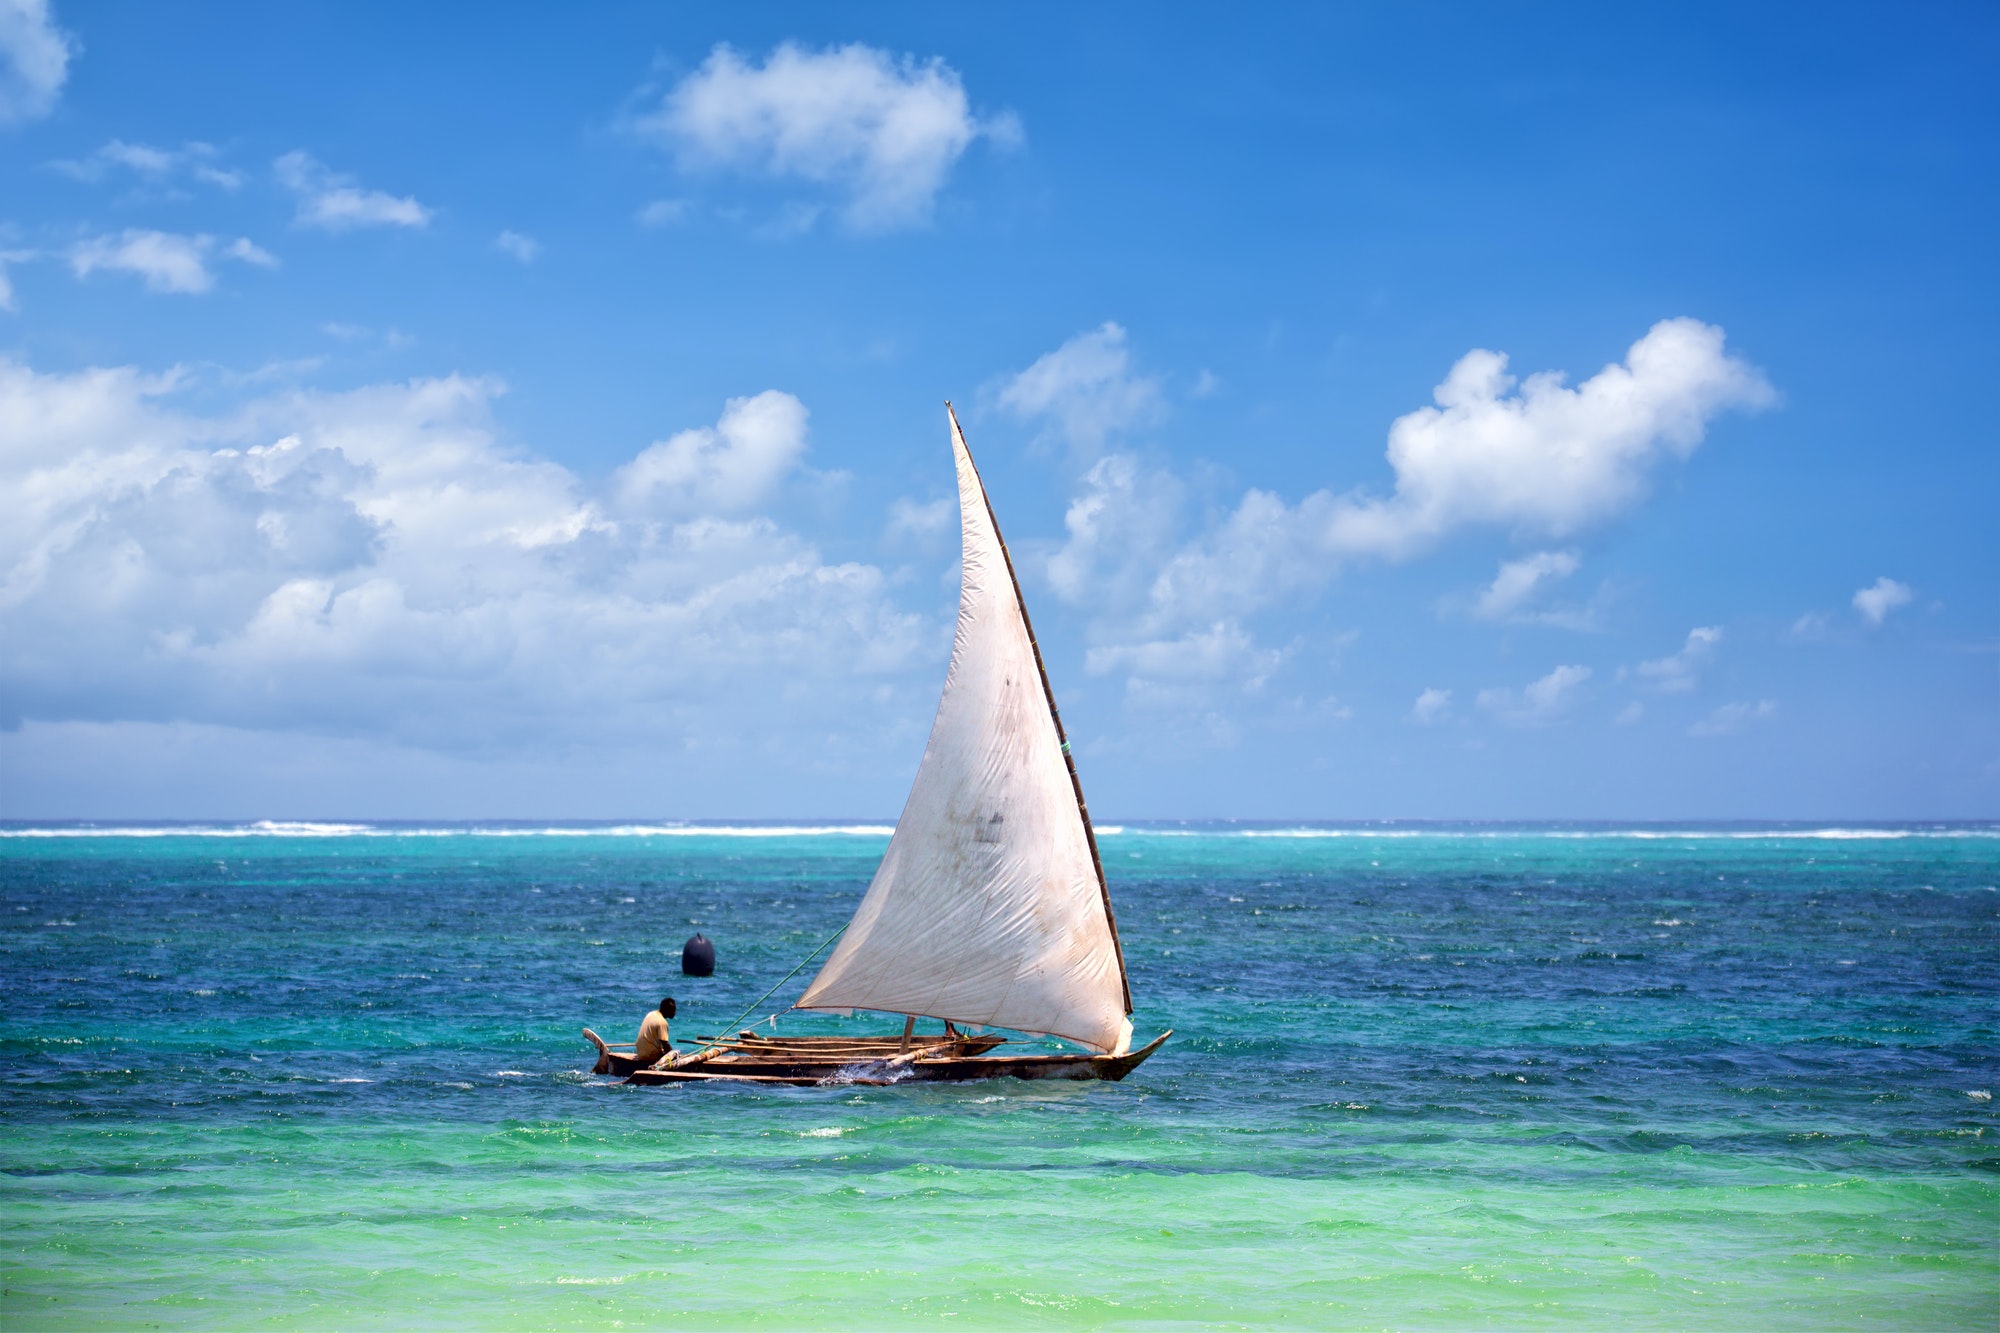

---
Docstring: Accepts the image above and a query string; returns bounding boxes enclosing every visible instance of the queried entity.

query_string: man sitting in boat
[636,996,676,1068]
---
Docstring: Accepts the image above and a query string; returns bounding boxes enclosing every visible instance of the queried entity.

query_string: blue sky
[1,2,1994,819]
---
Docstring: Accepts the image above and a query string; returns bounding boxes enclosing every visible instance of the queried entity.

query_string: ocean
[3,822,1996,1329]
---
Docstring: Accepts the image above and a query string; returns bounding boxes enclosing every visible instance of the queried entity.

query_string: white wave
[3,821,1991,841]
[800,1126,847,1137]
[582,824,895,838]
[1601,829,1923,841]
[1096,826,1997,841]
[0,822,897,839]
[0,820,384,838]
[253,820,375,836]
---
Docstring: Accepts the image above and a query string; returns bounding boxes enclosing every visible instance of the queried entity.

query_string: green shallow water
[3,823,1997,1328]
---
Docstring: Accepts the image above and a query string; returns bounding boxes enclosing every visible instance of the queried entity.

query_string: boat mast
[945,402,1133,1014]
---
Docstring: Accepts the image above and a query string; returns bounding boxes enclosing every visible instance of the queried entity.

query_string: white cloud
[0,246,32,310]
[275,151,433,231]
[614,389,810,517]
[0,0,73,126]
[226,238,279,268]
[1086,620,1283,687]
[637,198,690,227]
[995,322,1165,454]
[885,495,953,543]
[320,322,412,350]
[1328,318,1773,554]
[1690,699,1777,737]
[1635,625,1721,694]
[69,230,273,294]
[1478,664,1591,726]
[1852,576,1913,627]
[50,139,243,189]
[72,231,213,294]
[494,230,540,263]
[0,359,931,754]
[1613,701,1644,726]
[1045,451,1186,610]
[1472,549,1581,622]
[1084,620,1286,718]
[641,42,1016,231]
[1055,468,1288,723]
[753,200,823,240]
[1410,687,1452,725]
[1136,319,1771,631]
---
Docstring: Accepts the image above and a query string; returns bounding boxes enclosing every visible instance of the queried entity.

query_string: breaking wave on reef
[3,820,1993,841]
[0,820,899,839]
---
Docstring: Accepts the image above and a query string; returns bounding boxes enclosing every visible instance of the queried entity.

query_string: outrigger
[585,405,1170,1087]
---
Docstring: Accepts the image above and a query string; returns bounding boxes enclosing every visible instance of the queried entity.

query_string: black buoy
[681,932,715,977]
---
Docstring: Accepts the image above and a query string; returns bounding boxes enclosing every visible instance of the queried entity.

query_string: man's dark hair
[660,997,677,1017]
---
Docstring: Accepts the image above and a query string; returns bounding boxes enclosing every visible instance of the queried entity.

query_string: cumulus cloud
[494,230,540,263]
[0,246,31,310]
[69,230,276,295]
[276,151,433,231]
[1690,699,1777,737]
[1852,576,1913,627]
[227,238,278,268]
[1326,318,1773,555]
[1410,687,1452,725]
[1478,664,1591,726]
[1635,625,1721,694]
[1034,452,1292,728]
[1084,620,1287,720]
[641,42,1017,231]
[614,390,809,517]
[636,198,690,227]
[50,139,243,189]
[0,358,927,752]
[1005,319,1772,738]
[1470,549,1584,623]
[885,495,953,543]
[1084,319,1770,637]
[1045,451,1186,610]
[1086,620,1283,688]
[0,0,73,126]
[995,322,1164,454]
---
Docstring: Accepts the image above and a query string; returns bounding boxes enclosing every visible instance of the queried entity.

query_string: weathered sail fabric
[796,412,1132,1054]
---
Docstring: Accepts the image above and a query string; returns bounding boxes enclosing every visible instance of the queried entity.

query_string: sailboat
[586,405,1170,1087]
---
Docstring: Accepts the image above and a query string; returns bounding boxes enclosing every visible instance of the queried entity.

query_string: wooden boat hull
[613,1031,1172,1087]
[585,1030,1011,1077]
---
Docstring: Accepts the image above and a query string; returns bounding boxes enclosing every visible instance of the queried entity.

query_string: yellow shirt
[636,1010,672,1063]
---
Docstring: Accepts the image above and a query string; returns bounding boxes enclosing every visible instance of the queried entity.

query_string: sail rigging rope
[699,922,848,1048]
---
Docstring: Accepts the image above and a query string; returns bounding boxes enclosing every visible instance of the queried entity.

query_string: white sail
[795,407,1133,1054]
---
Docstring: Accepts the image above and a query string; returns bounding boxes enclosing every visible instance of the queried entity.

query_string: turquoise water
[3,822,1996,1329]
